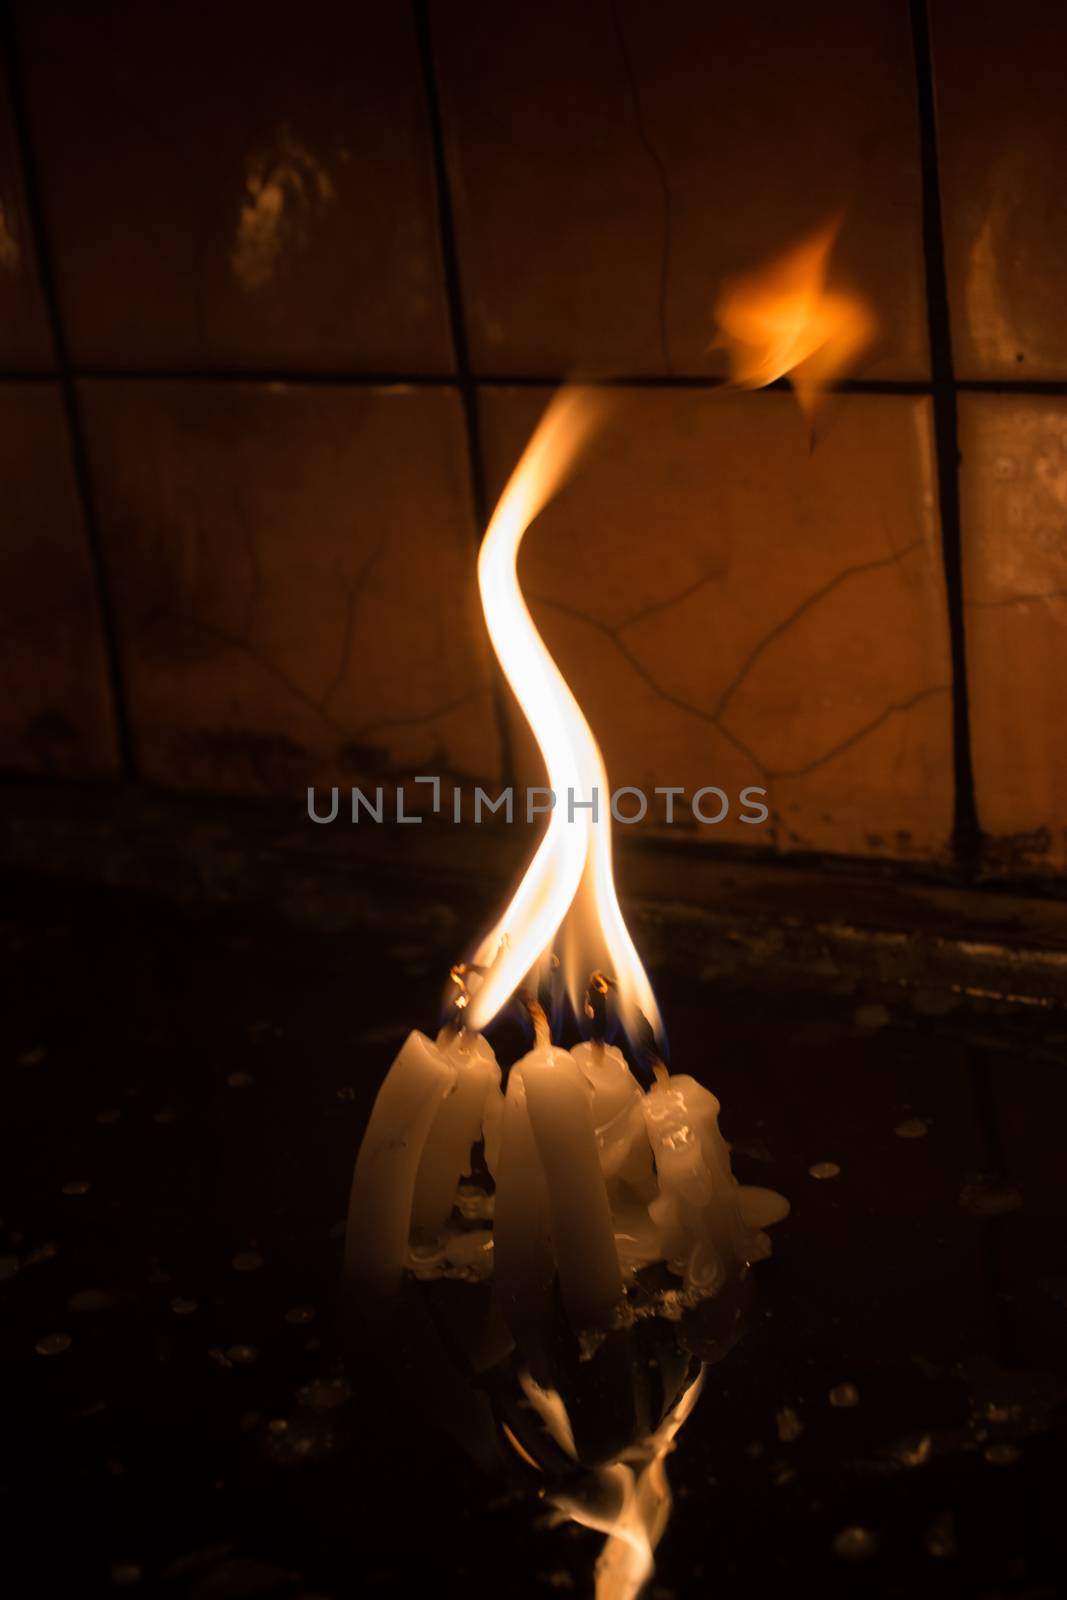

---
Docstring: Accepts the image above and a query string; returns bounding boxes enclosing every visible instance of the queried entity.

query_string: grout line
[918,0,1037,1301]
[909,0,981,866]
[956,378,1067,395]
[0,16,137,781]
[411,0,516,793]
[61,368,464,388]
[0,370,985,394]
[4,366,1067,396]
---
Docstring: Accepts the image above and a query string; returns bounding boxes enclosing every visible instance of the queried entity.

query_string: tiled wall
[0,0,1063,879]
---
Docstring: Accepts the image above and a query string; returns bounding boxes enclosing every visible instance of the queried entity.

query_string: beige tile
[0,77,52,367]
[80,382,501,797]
[0,384,116,773]
[959,395,1067,871]
[480,386,953,860]
[20,1,452,371]
[435,0,927,378]
[932,0,1067,378]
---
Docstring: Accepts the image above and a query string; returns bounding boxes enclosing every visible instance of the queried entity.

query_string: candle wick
[447,960,490,1039]
[521,993,552,1051]
[584,969,616,1047]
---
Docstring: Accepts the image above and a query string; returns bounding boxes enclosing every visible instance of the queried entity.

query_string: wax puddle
[405,1177,785,1316]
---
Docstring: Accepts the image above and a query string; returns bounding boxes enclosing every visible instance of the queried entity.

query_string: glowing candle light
[467,388,663,1048]
[344,1030,457,1293]
[572,1039,654,1196]
[521,1044,624,1326]
[345,1027,499,1293]
[491,1066,554,1331]
[410,1031,499,1235]
[643,1073,779,1295]
[345,220,874,1327]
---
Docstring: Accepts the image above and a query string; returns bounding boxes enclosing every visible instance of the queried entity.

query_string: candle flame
[467,389,662,1045]
[467,221,872,1038]
[711,217,876,423]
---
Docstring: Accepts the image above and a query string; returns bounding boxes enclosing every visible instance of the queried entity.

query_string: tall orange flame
[467,221,874,1038]
[468,390,661,1043]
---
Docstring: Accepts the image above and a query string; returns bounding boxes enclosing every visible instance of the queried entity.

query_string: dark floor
[3,864,1067,1599]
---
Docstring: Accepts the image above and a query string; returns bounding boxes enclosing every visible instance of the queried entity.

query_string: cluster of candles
[345,223,876,1332]
[334,224,885,1600]
[345,986,787,1332]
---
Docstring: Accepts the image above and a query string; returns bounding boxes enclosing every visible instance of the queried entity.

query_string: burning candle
[521,1044,624,1326]
[344,388,790,1326]
[346,217,873,1325]
[643,1072,790,1294]
[491,1066,554,1330]
[572,1039,653,1193]
[410,1029,499,1235]
[572,1038,640,1130]
[336,223,888,1600]
[345,1027,498,1293]
[345,1030,455,1293]
[643,1073,750,1294]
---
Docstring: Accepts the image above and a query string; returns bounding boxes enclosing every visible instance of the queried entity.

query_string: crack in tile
[351,689,484,741]
[616,571,724,632]
[711,539,926,722]
[320,532,390,710]
[143,604,484,766]
[528,536,935,784]
[136,520,396,742]
[160,611,349,734]
[762,683,950,779]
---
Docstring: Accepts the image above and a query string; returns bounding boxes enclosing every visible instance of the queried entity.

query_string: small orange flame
[467,390,661,1044]
[531,1366,706,1600]
[711,217,876,419]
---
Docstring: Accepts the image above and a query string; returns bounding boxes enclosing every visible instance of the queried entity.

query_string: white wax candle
[686,1081,790,1241]
[522,1046,624,1325]
[481,1080,505,1179]
[344,1030,456,1293]
[571,1039,638,1127]
[491,1067,554,1331]
[410,1029,500,1235]
[642,1074,746,1293]
[572,1040,655,1196]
